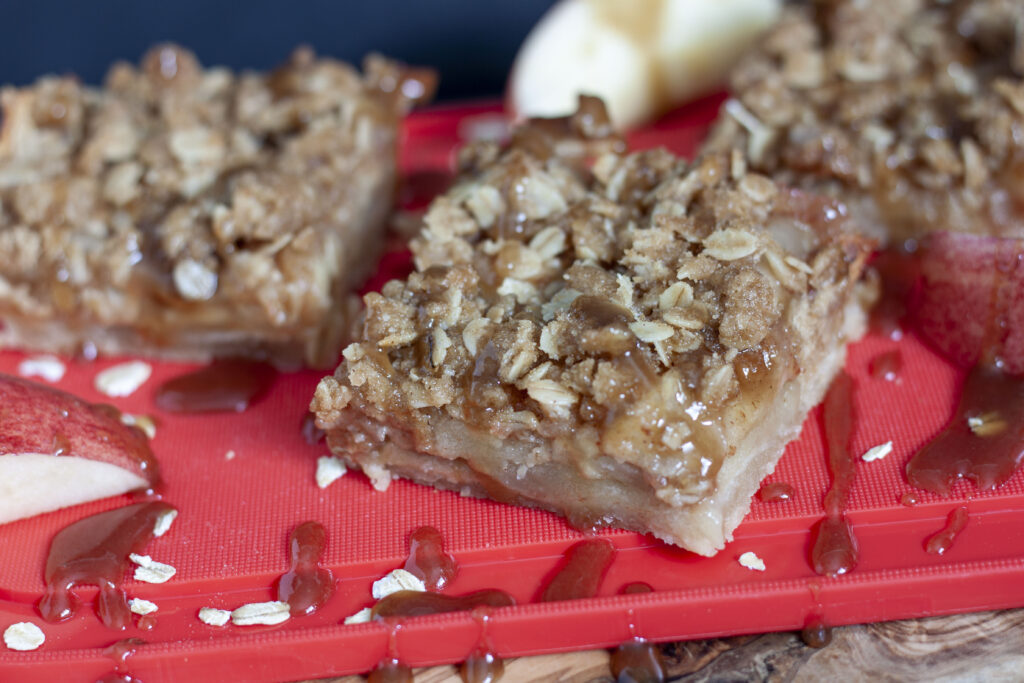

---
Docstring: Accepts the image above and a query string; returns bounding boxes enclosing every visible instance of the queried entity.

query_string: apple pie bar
[0,45,433,367]
[702,0,1024,245]
[312,103,872,555]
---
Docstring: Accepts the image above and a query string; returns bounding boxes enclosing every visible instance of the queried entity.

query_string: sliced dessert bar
[312,102,872,555]
[702,0,1024,245]
[0,45,433,367]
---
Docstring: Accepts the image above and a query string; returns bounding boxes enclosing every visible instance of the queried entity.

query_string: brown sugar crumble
[702,0,1024,244]
[0,44,434,367]
[313,98,874,555]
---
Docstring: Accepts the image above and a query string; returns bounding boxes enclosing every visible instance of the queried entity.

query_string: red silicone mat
[3,96,1024,682]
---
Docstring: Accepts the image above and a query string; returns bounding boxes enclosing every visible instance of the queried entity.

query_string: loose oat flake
[121,413,157,439]
[198,607,231,627]
[17,356,66,383]
[230,601,291,626]
[316,456,347,489]
[343,607,373,625]
[129,554,177,583]
[152,509,178,538]
[129,598,158,615]
[3,622,45,651]
[95,361,152,397]
[738,551,766,571]
[371,568,426,600]
[861,441,894,463]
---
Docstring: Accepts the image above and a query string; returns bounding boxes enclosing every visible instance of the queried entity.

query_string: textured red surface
[3,97,1024,682]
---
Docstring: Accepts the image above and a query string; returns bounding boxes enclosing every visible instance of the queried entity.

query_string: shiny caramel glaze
[758,482,795,503]
[801,616,833,649]
[155,359,276,413]
[869,350,902,382]
[38,502,175,629]
[539,538,616,603]
[403,526,457,592]
[610,641,667,683]
[810,372,858,577]
[367,659,413,683]
[906,366,1024,495]
[371,590,515,620]
[276,521,335,616]
[459,650,504,683]
[925,506,969,556]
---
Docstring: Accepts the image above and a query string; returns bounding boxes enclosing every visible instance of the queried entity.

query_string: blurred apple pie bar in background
[0,44,433,368]
[312,100,873,556]
[702,0,1024,245]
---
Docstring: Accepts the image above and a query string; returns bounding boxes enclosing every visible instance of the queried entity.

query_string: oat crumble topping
[703,0,1024,242]
[313,98,871,520]
[0,45,434,365]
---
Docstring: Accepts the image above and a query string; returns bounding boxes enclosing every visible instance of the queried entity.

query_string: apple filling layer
[702,0,1024,245]
[313,108,872,555]
[0,45,433,367]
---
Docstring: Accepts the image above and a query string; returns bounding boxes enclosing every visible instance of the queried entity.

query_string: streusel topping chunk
[703,0,1024,242]
[0,45,433,365]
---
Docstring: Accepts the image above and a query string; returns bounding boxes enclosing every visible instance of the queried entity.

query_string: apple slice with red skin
[0,375,159,525]
[911,232,1024,375]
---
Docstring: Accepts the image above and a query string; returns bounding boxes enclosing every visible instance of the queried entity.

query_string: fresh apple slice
[0,375,159,525]
[911,232,1024,375]
[509,0,781,130]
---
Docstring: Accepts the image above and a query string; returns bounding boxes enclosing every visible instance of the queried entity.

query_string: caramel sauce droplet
[620,582,654,595]
[96,674,144,683]
[538,538,616,602]
[801,616,833,648]
[810,372,859,577]
[869,249,919,341]
[276,521,336,616]
[103,637,146,667]
[154,360,276,413]
[403,526,457,592]
[758,482,795,502]
[367,659,413,683]
[371,589,515,620]
[906,366,1024,495]
[869,350,902,382]
[610,640,667,683]
[609,582,665,682]
[900,492,919,507]
[459,650,504,683]
[51,431,72,457]
[38,502,175,630]
[460,609,504,683]
[925,506,969,556]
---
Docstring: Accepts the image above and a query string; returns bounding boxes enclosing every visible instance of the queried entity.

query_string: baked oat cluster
[0,44,433,366]
[703,0,1024,243]
[314,101,872,553]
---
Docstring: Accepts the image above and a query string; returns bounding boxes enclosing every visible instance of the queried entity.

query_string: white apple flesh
[0,375,157,525]
[509,0,781,130]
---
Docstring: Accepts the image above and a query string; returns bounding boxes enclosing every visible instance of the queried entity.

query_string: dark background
[0,0,557,100]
